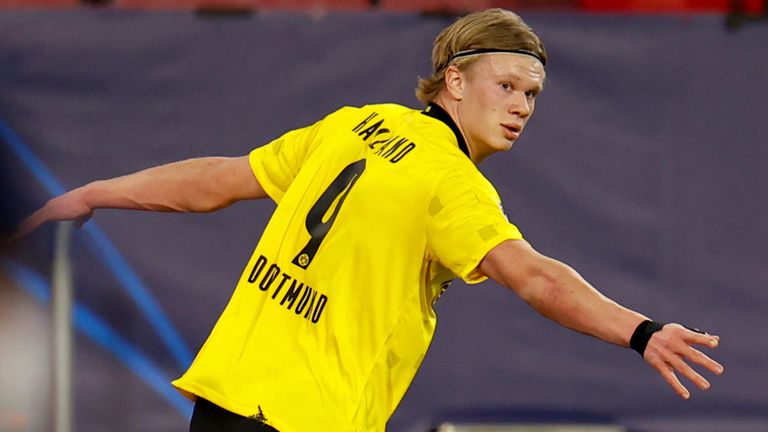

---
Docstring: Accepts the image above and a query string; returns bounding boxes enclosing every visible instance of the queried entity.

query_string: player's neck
[429,97,488,165]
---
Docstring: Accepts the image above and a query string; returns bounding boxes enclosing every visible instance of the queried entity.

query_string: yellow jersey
[172,103,523,431]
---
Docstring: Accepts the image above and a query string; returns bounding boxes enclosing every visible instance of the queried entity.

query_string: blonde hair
[415,8,547,105]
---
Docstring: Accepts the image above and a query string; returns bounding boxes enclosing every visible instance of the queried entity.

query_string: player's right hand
[642,323,723,400]
[10,190,93,242]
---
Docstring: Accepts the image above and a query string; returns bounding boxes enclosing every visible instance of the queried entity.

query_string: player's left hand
[642,323,724,399]
[9,189,93,244]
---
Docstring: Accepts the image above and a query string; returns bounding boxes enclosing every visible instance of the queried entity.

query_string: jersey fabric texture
[172,103,524,432]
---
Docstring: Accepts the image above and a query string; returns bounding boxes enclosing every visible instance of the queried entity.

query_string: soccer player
[14,8,723,432]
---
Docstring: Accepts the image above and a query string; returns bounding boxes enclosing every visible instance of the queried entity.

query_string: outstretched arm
[14,156,267,239]
[479,239,724,399]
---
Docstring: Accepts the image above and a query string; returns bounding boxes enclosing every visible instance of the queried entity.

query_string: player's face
[456,53,545,162]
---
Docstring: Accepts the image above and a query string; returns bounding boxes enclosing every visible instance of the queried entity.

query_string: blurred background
[1,0,766,431]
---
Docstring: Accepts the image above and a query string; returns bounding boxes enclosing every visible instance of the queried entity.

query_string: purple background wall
[1,9,767,432]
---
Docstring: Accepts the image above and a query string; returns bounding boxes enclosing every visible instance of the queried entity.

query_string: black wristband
[629,320,667,357]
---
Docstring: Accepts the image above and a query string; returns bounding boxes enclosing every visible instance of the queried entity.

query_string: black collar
[421,102,470,159]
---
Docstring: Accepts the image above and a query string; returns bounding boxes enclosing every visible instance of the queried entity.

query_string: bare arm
[14,156,267,238]
[479,239,723,399]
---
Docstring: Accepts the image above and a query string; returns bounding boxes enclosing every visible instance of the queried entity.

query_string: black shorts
[189,398,280,432]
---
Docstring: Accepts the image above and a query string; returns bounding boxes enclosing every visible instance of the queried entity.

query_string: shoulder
[327,103,418,116]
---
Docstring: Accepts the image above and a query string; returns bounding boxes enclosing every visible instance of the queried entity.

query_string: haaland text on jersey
[247,254,329,324]
[352,111,416,163]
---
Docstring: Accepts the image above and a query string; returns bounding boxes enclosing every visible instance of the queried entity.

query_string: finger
[674,327,724,374]
[9,211,48,243]
[683,328,720,349]
[667,353,711,391]
[683,346,724,376]
[655,361,691,399]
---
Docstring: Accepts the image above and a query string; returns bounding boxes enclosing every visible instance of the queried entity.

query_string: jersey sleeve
[248,119,324,203]
[426,170,524,284]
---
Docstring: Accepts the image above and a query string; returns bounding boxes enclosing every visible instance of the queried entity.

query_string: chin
[498,139,516,152]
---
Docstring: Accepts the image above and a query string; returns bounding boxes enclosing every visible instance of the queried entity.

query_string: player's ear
[444,65,465,101]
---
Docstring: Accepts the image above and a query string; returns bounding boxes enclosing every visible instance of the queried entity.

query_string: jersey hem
[171,379,296,432]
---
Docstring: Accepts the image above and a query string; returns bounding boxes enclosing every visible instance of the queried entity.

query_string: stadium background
[1,1,766,431]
